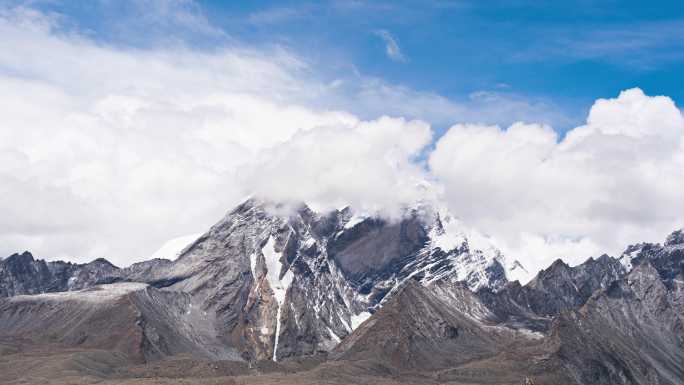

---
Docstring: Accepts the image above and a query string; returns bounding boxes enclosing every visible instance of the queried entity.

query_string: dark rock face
[0,252,76,296]
[67,258,120,290]
[327,215,428,283]
[477,253,626,331]
[665,229,684,246]
[521,254,626,316]
[622,230,684,281]
[0,252,175,297]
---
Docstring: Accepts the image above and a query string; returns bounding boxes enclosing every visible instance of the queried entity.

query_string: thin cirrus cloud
[374,29,407,62]
[247,6,311,25]
[1,3,683,282]
[513,19,684,69]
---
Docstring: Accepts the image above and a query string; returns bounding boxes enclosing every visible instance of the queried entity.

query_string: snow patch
[327,326,341,343]
[11,282,148,303]
[344,215,366,229]
[249,252,257,278]
[516,328,545,339]
[619,251,638,271]
[262,235,294,361]
[263,236,293,305]
[350,311,371,330]
[151,233,202,260]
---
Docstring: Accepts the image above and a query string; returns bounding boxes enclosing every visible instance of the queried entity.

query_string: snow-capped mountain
[0,198,520,361]
[142,198,520,361]
[1,200,683,384]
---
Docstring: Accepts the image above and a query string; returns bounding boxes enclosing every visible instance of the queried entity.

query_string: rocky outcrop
[0,252,175,297]
[551,261,684,385]
[0,251,78,296]
[620,229,684,281]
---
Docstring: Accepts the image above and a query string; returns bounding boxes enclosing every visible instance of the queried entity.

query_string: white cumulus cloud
[430,88,684,275]
[2,4,683,282]
[0,5,430,265]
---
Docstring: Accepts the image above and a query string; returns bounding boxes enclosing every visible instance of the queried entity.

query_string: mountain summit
[0,198,519,362]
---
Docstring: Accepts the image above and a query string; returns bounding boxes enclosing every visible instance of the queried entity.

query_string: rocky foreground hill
[0,199,682,385]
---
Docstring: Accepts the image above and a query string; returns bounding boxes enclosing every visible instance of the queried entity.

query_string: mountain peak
[664,229,684,246]
[86,258,118,268]
[5,251,35,264]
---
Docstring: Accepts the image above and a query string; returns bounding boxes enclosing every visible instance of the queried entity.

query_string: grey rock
[477,253,626,331]
[551,261,684,384]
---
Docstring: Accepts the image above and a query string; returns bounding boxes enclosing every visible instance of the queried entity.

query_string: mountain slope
[551,261,684,385]
[330,279,508,370]
[0,282,240,363]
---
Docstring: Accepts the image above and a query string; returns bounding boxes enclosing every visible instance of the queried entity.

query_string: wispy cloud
[247,6,310,25]
[374,29,406,62]
[515,19,684,69]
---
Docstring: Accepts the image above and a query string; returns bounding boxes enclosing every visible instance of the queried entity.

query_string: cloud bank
[430,88,684,272]
[1,5,683,279]
[0,5,430,265]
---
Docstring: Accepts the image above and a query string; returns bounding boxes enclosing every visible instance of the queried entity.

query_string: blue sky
[3,0,684,270]
[30,0,684,135]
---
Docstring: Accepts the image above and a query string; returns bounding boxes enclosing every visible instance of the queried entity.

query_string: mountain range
[0,198,682,385]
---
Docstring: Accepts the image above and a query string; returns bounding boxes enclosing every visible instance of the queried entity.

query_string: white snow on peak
[151,233,202,260]
[620,257,633,271]
[412,203,518,290]
[619,244,647,272]
[344,212,368,229]
[431,206,500,257]
[429,212,467,252]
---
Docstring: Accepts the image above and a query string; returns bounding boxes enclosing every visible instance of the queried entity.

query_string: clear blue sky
[27,0,684,135]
